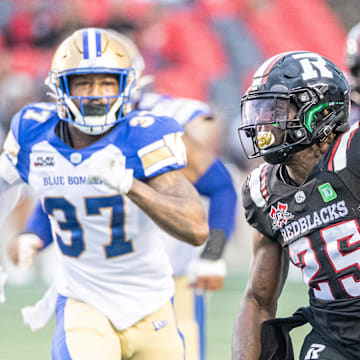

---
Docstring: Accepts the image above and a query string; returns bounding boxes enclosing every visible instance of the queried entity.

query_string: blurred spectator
[0,73,36,141]
[0,0,350,171]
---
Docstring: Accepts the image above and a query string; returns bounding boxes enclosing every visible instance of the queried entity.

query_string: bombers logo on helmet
[238,51,350,165]
[46,28,139,135]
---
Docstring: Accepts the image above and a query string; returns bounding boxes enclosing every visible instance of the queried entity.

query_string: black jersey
[242,122,360,302]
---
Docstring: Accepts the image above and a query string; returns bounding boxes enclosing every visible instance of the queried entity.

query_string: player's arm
[8,201,51,268]
[128,169,209,246]
[0,152,25,225]
[87,116,209,247]
[0,134,26,302]
[232,228,289,360]
[182,132,238,290]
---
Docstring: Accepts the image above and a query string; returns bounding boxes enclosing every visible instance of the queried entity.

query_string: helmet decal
[252,52,292,87]
[82,28,102,60]
[305,102,345,133]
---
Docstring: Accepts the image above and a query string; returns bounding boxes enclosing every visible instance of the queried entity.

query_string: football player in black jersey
[232,51,360,360]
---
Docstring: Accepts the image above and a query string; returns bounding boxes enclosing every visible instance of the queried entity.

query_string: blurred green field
[0,273,309,360]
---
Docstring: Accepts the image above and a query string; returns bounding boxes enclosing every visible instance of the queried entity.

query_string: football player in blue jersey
[8,31,238,360]
[232,51,360,360]
[1,27,210,360]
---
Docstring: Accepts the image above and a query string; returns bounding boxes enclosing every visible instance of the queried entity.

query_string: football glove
[187,257,227,292]
[188,258,227,281]
[87,150,133,195]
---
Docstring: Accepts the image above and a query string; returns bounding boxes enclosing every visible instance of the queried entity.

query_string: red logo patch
[269,202,294,229]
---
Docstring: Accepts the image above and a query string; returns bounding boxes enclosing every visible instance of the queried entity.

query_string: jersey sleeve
[126,113,187,180]
[24,201,53,249]
[138,93,213,127]
[3,111,27,182]
[3,103,57,183]
[194,159,237,239]
[241,164,274,239]
[154,98,212,127]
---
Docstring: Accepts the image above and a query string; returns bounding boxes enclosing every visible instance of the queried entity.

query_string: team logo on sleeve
[269,202,294,229]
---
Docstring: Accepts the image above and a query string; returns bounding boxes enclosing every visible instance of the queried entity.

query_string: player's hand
[88,151,133,194]
[187,258,227,292]
[0,266,8,303]
[8,233,43,269]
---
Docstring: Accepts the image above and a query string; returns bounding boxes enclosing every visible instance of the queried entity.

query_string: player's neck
[67,123,111,149]
[283,164,310,186]
[284,147,321,186]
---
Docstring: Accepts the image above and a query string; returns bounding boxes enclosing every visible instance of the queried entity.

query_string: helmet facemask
[48,68,136,135]
[238,85,347,165]
[46,28,137,135]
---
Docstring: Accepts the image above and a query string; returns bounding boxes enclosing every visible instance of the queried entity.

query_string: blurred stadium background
[0,0,359,359]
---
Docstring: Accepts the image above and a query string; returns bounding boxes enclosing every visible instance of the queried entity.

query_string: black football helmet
[238,51,350,165]
[346,23,360,105]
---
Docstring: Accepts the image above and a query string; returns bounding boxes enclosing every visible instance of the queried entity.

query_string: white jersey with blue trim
[4,102,187,330]
[137,93,212,276]
[137,92,212,127]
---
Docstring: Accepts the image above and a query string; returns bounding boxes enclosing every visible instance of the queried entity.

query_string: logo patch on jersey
[318,183,337,202]
[295,191,306,204]
[152,320,168,331]
[304,343,326,359]
[70,152,82,164]
[269,202,294,229]
[34,156,55,168]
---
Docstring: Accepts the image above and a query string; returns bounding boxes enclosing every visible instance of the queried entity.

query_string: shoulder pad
[138,93,212,127]
[124,111,186,178]
[127,111,183,135]
[326,122,360,173]
[20,103,57,123]
[9,102,58,149]
[243,163,271,208]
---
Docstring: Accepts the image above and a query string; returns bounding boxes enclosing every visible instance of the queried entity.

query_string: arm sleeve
[194,159,237,239]
[24,201,53,249]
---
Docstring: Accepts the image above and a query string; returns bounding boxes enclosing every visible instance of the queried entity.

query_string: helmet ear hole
[319,108,330,119]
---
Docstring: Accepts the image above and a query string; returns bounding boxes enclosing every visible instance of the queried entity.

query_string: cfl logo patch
[305,343,326,359]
